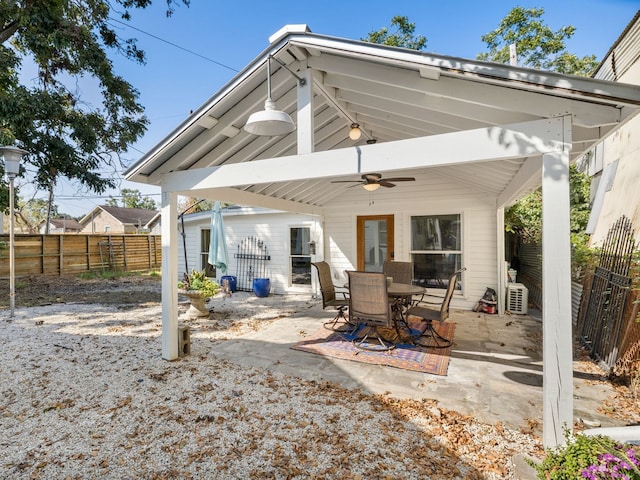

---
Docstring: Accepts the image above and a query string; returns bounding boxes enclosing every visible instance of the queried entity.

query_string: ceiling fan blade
[383,177,415,182]
[330,179,363,184]
[379,181,396,188]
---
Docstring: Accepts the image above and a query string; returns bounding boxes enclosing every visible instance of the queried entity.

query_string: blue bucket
[220,275,237,293]
[252,278,271,297]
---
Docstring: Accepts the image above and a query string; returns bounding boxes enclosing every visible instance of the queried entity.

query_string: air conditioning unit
[507,283,528,314]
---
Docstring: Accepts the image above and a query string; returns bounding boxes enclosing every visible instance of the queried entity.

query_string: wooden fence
[0,234,161,278]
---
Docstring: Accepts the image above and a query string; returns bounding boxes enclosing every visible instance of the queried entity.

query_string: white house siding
[179,174,498,307]
[322,170,498,310]
[179,208,321,295]
[588,17,640,245]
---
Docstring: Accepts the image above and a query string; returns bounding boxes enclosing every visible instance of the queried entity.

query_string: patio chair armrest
[411,293,444,306]
[334,286,350,299]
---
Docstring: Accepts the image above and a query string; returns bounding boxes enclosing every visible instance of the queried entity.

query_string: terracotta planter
[179,289,210,318]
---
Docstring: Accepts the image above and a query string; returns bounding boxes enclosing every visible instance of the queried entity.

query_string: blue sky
[46,0,639,216]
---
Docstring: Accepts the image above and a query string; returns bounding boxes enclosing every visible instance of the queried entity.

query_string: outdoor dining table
[344,280,425,334]
[386,282,425,328]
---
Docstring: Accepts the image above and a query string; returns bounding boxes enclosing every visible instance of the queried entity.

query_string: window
[200,229,215,277]
[410,214,462,290]
[290,227,311,285]
[104,225,110,233]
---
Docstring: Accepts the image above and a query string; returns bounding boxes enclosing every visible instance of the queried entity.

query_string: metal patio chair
[312,261,350,332]
[407,268,466,348]
[347,270,396,351]
[383,260,414,320]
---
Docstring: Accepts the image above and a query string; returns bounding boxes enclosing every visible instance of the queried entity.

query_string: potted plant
[178,269,220,318]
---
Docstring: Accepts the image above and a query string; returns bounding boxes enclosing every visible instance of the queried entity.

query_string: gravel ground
[0,284,545,479]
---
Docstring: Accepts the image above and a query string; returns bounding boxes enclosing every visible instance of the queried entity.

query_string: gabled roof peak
[268,24,311,45]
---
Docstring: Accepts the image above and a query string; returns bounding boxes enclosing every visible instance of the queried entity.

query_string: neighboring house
[179,205,320,295]
[39,218,83,234]
[125,24,640,446]
[79,205,160,234]
[585,11,640,245]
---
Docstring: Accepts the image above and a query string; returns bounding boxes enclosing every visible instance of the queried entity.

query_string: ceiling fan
[331,173,416,191]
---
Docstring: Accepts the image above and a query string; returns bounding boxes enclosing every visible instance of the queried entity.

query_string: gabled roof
[46,218,83,230]
[125,24,640,208]
[79,205,158,226]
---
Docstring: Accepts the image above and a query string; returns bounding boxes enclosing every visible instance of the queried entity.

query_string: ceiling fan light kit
[362,182,380,192]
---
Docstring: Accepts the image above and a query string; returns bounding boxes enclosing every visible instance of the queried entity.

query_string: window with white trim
[290,227,311,285]
[410,214,462,290]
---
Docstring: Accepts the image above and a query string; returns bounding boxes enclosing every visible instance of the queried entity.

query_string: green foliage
[505,164,596,281]
[178,269,219,298]
[78,270,135,280]
[0,0,189,213]
[362,16,427,51]
[477,7,598,75]
[14,197,57,233]
[531,430,638,479]
[505,189,542,243]
[571,232,599,282]
[107,189,157,210]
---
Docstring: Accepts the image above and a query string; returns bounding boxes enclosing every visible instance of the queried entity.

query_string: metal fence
[580,216,636,370]
[234,236,271,292]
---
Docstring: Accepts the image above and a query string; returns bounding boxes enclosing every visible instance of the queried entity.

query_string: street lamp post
[1,146,28,318]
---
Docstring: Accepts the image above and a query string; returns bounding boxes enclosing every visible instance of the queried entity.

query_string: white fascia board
[161,118,567,194]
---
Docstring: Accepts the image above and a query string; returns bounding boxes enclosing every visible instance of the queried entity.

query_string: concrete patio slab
[209,304,623,438]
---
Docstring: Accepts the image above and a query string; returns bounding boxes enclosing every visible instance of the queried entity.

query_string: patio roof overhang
[125,25,640,449]
[125,24,640,210]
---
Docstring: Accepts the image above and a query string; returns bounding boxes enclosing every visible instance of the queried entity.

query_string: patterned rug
[291,318,455,375]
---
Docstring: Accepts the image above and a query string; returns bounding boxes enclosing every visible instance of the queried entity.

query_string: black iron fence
[580,216,636,370]
[234,236,271,292]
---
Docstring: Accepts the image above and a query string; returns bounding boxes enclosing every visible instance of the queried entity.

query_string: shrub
[532,430,640,479]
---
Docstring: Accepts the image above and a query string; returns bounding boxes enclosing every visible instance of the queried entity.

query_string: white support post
[297,66,314,155]
[496,206,506,315]
[541,149,573,448]
[161,190,179,360]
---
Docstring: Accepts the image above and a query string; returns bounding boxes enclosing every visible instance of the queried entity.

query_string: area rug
[291,319,455,375]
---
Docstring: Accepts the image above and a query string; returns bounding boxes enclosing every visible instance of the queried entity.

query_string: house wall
[81,211,126,234]
[322,170,497,310]
[179,208,321,295]
[180,174,499,307]
[588,17,640,245]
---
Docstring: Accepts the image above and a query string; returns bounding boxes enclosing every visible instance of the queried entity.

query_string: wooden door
[356,215,394,271]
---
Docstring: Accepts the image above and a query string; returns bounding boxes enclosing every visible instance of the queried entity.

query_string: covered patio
[208,302,618,438]
[125,25,640,446]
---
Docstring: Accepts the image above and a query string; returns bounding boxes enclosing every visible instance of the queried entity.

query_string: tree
[362,16,427,51]
[107,188,157,210]
[0,0,189,215]
[177,196,213,215]
[15,197,58,233]
[477,6,598,75]
[479,7,599,281]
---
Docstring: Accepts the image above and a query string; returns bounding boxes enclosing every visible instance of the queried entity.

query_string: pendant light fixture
[349,123,362,141]
[244,56,296,136]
